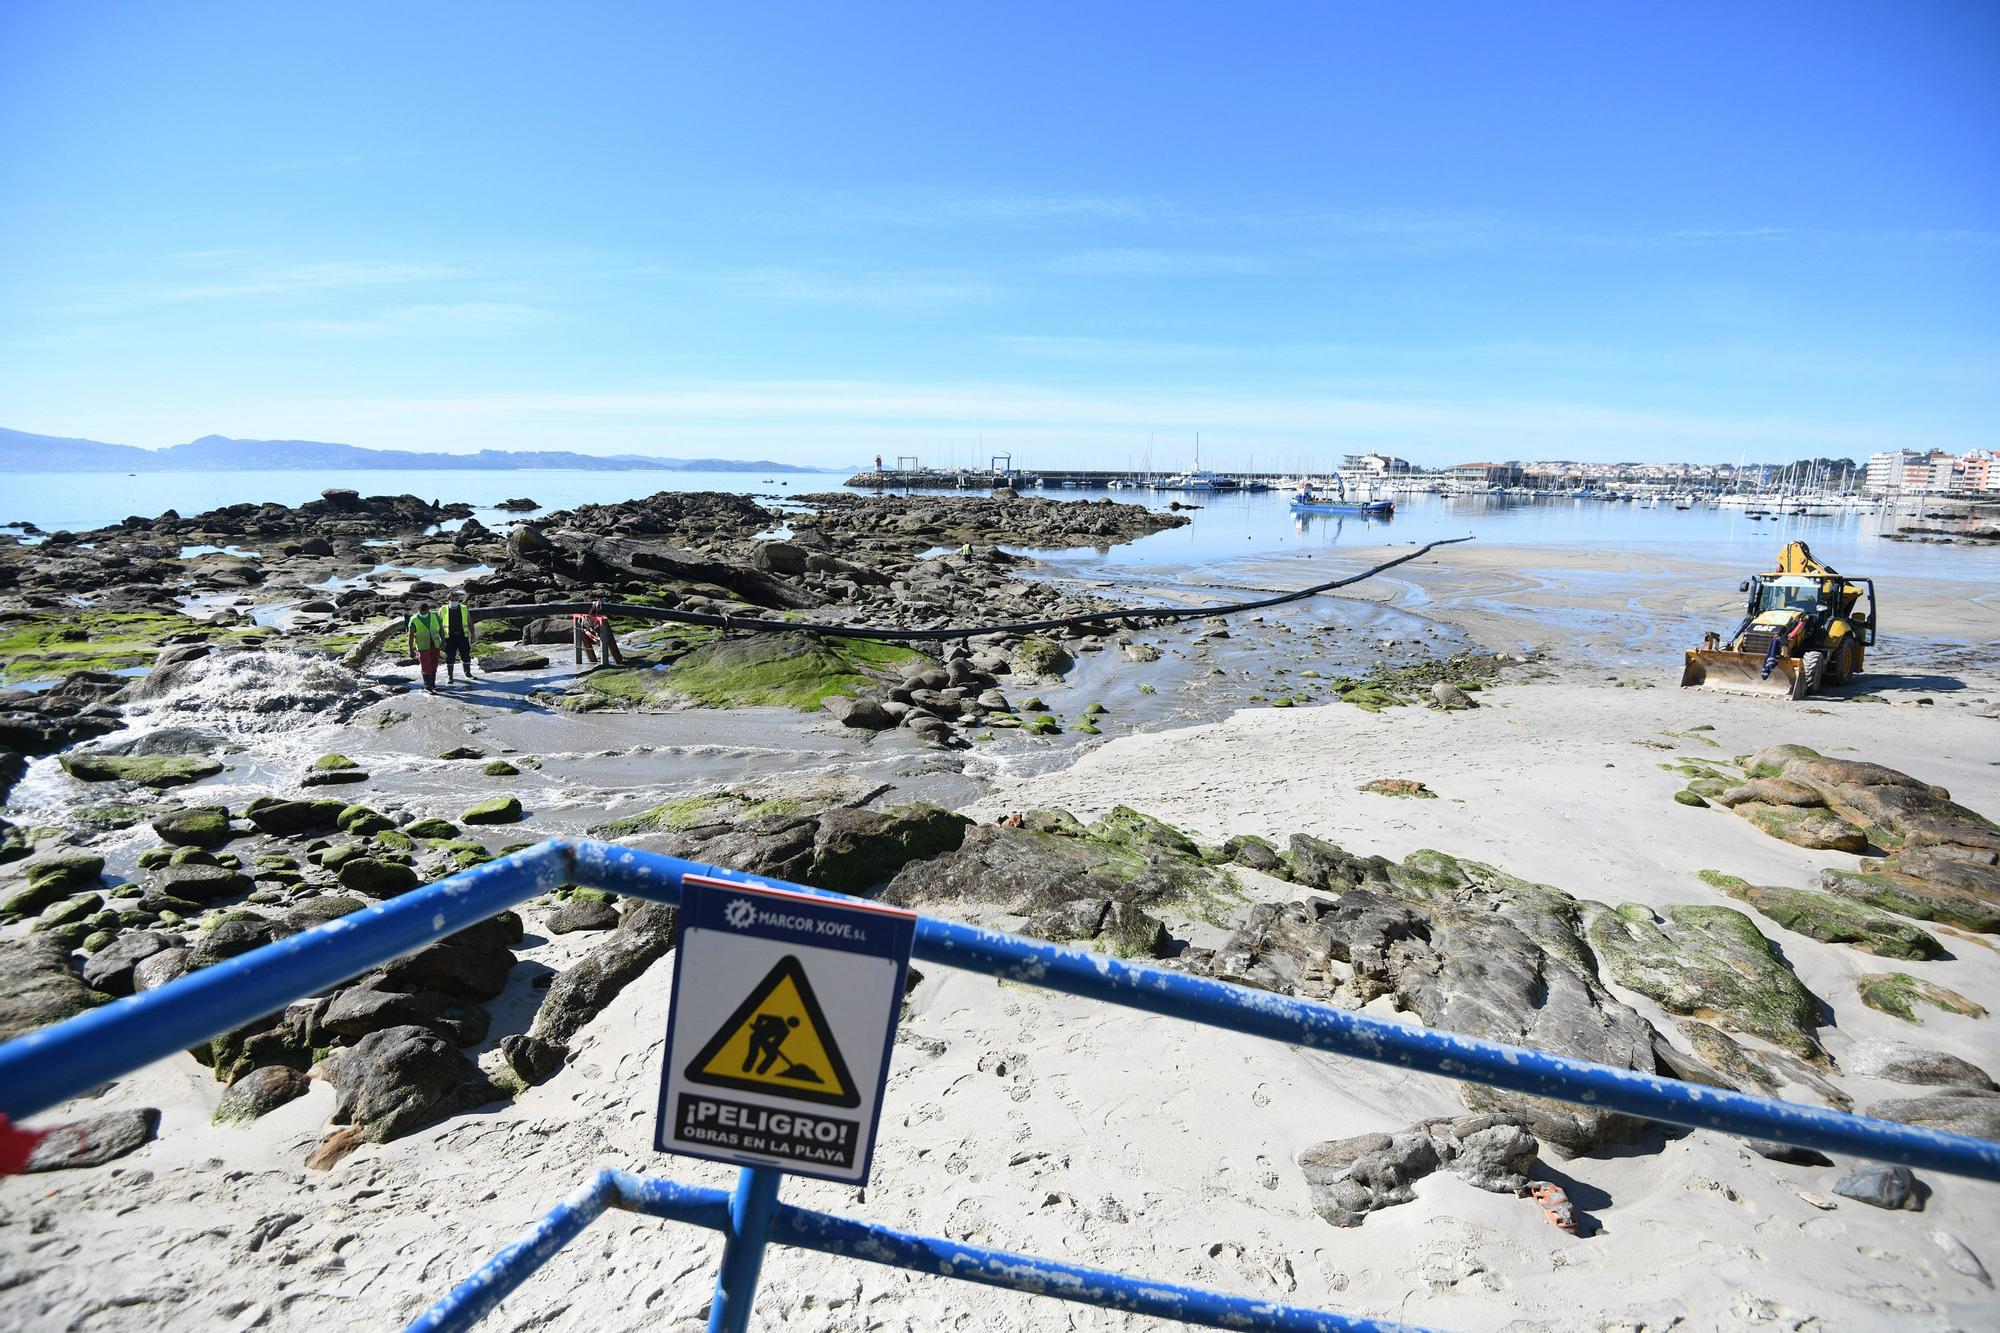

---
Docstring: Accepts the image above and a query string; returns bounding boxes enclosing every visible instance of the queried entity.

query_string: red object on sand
[0,1114,48,1175]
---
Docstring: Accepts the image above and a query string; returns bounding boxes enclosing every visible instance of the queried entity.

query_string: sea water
[2,468,1991,584]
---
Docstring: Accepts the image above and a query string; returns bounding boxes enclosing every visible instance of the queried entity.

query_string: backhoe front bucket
[1680,650,1801,698]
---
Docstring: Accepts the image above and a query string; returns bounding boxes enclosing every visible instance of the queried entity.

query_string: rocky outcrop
[1846,1041,1996,1090]
[0,935,99,1039]
[667,803,971,896]
[1699,873,1944,960]
[884,807,1225,957]
[213,1066,311,1124]
[500,902,678,1083]
[1717,747,2000,931]
[802,491,1187,546]
[322,1025,495,1142]
[1866,1088,2000,1142]
[1299,1114,1539,1227]
[1584,902,1824,1062]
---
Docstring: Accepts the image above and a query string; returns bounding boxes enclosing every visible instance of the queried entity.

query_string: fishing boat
[1289,477,1394,516]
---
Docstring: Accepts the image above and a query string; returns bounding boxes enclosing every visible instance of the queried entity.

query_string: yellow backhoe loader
[1681,541,1876,700]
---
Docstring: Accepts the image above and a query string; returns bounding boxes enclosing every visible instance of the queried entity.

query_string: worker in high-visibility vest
[405,602,445,694]
[442,589,476,686]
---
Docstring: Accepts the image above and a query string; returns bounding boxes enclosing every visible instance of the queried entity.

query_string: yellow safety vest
[443,602,472,639]
[409,611,444,651]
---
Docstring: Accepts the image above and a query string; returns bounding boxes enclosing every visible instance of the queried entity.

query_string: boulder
[132,947,191,992]
[337,857,421,897]
[213,1066,311,1124]
[1430,682,1474,711]
[665,804,971,896]
[822,695,896,730]
[323,1025,496,1142]
[245,797,348,836]
[186,916,296,970]
[1198,843,1667,1152]
[1846,1041,1996,1091]
[21,1108,159,1171]
[1585,902,1823,1062]
[3,852,105,916]
[462,796,524,825]
[0,935,98,1039]
[1300,1114,1538,1227]
[547,899,620,934]
[80,930,180,996]
[149,863,254,903]
[150,805,234,848]
[363,914,520,1000]
[1832,1163,1921,1210]
[320,981,492,1046]
[1866,1088,2000,1143]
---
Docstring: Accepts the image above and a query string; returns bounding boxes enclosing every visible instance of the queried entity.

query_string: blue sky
[2,2,1995,469]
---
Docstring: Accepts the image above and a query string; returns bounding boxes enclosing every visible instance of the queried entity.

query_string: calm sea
[1,468,1989,583]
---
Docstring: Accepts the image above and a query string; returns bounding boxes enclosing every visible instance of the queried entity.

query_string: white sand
[5,543,1999,1331]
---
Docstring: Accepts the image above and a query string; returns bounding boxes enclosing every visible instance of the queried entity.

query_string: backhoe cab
[1680,541,1877,700]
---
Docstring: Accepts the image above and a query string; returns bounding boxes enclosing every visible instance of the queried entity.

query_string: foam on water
[130,648,365,732]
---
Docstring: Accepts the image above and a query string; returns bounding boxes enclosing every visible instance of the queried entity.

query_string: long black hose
[469,535,1474,643]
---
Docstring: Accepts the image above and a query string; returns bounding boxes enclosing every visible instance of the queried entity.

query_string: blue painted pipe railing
[409,1168,1423,1333]
[5,836,1999,1333]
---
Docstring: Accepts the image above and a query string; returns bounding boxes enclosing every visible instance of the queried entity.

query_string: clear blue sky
[2,2,1995,469]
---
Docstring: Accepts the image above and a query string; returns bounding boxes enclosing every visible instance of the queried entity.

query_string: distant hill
[0,428,831,474]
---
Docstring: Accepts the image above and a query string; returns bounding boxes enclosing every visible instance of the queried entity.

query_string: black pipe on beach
[466,534,1476,643]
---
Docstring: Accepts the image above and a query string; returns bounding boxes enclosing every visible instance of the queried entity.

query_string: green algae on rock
[594,789,817,838]
[1698,871,1944,960]
[1584,901,1825,1061]
[60,753,223,788]
[462,796,524,825]
[0,611,246,685]
[581,631,920,711]
[1857,972,1988,1023]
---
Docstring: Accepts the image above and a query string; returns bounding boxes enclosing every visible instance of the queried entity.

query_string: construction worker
[442,588,476,685]
[406,601,445,694]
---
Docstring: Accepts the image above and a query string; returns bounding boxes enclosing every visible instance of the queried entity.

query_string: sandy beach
[4,534,1998,1333]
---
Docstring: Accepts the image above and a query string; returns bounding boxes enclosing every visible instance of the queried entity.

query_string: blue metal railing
[3,837,1996,1333]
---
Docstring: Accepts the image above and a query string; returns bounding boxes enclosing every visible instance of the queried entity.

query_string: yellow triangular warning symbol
[684,955,859,1107]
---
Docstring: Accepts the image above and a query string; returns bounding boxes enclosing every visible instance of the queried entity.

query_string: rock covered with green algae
[1584,901,1825,1062]
[0,935,102,1039]
[595,787,826,838]
[1857,972,1988,1023]
[150,805,233,848]
[461,795,524,825]
[59,752,223,788]
[1707,745,2000,933]
[1697,871,1945,960]
[576,631,920,712]
[882,806,1238,960]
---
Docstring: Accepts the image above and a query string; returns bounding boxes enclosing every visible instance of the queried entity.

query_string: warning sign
[655,874,915,1185]
[683,956,857,1106]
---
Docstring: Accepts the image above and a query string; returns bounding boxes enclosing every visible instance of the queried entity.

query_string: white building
[1864,449,1923,492]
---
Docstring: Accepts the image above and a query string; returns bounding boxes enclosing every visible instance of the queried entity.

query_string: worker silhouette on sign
[744,1013,801,1076]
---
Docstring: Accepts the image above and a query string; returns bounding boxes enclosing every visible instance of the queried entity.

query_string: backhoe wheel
[1793,650,1826,700]
[1827,642,1853,684]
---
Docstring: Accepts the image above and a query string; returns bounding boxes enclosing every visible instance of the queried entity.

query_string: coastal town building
[1448,461,1527,487]
[1341,453,1412,475]
[1865,449,1925,492]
